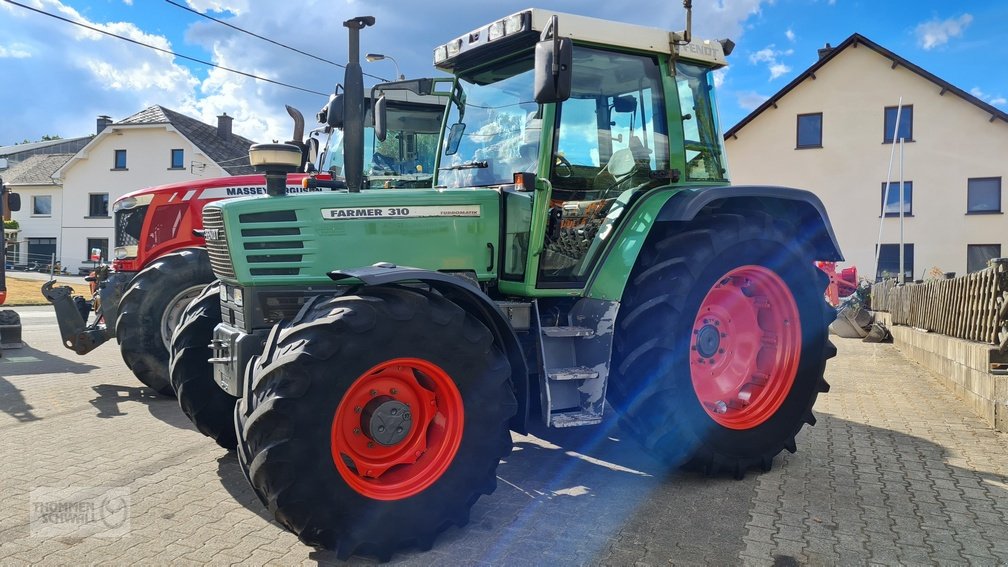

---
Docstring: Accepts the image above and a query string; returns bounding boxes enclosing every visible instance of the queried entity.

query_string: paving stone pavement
[0,305,1006,565]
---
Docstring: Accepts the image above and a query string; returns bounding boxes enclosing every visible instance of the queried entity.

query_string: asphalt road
[1,305,1006,565]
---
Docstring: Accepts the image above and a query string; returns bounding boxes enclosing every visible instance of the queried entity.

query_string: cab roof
[433,8,728,73]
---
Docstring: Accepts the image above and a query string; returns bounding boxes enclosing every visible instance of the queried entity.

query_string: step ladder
[535,299,619,428]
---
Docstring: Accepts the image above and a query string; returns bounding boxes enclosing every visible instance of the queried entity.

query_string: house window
[32,195,52,216]
[114,149,127,170]
[883,105,913,143]
[796,113,822,148]
[967,244,1001,273]
[876,243,914,282]
[86,238,109,264]
[88,193,109,217]
[171,149,184,169]
[967,177,1001,213]
[881,181,912,216]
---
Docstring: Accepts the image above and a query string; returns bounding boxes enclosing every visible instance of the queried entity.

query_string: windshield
[315,100,443,187]
[439,55,539,188]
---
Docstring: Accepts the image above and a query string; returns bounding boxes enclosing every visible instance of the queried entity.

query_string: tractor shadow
[214,453,274,524]
[88,384,194,431]
[0,344,100,423]
[0,376,41,422]
[0,343,99,377]
[306,412,1008,565]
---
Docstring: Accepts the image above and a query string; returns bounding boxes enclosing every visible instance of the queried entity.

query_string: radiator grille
[202,206,235,279]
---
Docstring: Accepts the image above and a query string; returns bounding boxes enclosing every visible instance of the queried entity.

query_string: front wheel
[169,281,237,449]
[608,212,836,477]
[116,248,214,395]
[236,286,516,560]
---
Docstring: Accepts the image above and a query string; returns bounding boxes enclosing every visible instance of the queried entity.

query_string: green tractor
[169,7,841,559]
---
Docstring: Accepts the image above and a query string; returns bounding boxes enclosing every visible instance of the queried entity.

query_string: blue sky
[1,0,1005,144]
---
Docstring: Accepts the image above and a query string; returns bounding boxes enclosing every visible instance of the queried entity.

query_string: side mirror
[533,15,572,104]
[306,137,320,167]
[326,93,345,129]
[445,122,465,156]
[374,95,387,142]
[7,192,20,212]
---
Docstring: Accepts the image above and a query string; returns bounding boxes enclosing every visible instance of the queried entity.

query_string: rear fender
[587,185,843,301]
[329,265,530,433]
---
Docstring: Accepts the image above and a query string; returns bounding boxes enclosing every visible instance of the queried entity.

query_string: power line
[2,0,329,96]
[164,0,391,83]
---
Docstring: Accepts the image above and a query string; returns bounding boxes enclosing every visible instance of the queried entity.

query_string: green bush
[2,219,18,230]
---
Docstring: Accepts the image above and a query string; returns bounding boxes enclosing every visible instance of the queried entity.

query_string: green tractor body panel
[206,189,501,287]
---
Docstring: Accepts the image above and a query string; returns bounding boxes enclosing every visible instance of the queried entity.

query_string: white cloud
[768,63,791,80]
[749,44,793,81]
[0,43,31,58]
[737,91,769,110]
[0,1,771,144]
[915,14,973,50]
[971,87,1007,107]
[713,69,726,89]
[785,28,795,42]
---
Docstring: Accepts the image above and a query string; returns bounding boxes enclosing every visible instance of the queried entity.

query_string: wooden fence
[871,259,1008,350]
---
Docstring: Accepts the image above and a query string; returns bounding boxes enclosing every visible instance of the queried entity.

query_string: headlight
[112,193,153,213]
[232,287,243,308]
[488,20,505,41]
[446,38,462,58]
[433,45,448,64]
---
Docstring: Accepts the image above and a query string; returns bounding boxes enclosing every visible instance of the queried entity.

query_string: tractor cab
[423,9,733,294]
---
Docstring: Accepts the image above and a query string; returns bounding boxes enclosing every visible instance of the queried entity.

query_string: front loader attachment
[42,280,112,355]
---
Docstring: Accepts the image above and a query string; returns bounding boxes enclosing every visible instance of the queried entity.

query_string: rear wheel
[169,281,237,449]
[236,286,515,560]
[117,249,214,396]
[608,212,836,477]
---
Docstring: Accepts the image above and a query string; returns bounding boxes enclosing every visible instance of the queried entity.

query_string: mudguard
[329,264,530,433]
[657,185,843,261]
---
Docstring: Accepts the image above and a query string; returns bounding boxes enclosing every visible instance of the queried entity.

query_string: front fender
[329,265,530,433]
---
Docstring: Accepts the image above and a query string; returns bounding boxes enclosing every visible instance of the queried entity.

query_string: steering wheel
[553,154,574,178]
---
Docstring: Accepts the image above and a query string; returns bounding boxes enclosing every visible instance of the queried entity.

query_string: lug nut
[390,388,398,395]
[353,428,361,435]
[370,389,378,396]
[378,426,385,433]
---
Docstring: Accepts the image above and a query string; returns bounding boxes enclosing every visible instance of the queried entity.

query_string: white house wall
[8,182,63,265]
[725,44,1008,279]
[59,126,229,269]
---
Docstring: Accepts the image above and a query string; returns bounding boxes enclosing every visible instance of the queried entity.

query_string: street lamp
[365,53,404,80]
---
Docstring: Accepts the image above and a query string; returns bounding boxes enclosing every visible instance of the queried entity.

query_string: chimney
[217,113,233,139]
[817,43,833,60]
[97,115,113,134]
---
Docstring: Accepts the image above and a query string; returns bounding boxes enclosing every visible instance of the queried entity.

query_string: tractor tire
[608,211,836,478]
[169,280,237,449]
[116,248,214,396]
[235,286,515,560]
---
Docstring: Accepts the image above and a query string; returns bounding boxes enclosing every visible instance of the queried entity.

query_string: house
[52,106,256,270]
[724,33,1008,280]
[2,153,74,267]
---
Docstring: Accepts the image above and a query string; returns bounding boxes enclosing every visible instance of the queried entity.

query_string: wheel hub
[695,323,721,358]
[362,397,412,446]
[689,265,802,430]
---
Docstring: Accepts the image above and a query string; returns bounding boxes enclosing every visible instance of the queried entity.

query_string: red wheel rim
[331,358,464,500]
[689,265,801,430]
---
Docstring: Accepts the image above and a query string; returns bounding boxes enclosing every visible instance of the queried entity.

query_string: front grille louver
[203,206,235,279]
[203,205,303,280]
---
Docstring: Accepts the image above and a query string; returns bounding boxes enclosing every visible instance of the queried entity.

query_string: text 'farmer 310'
[168,6,842,560]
